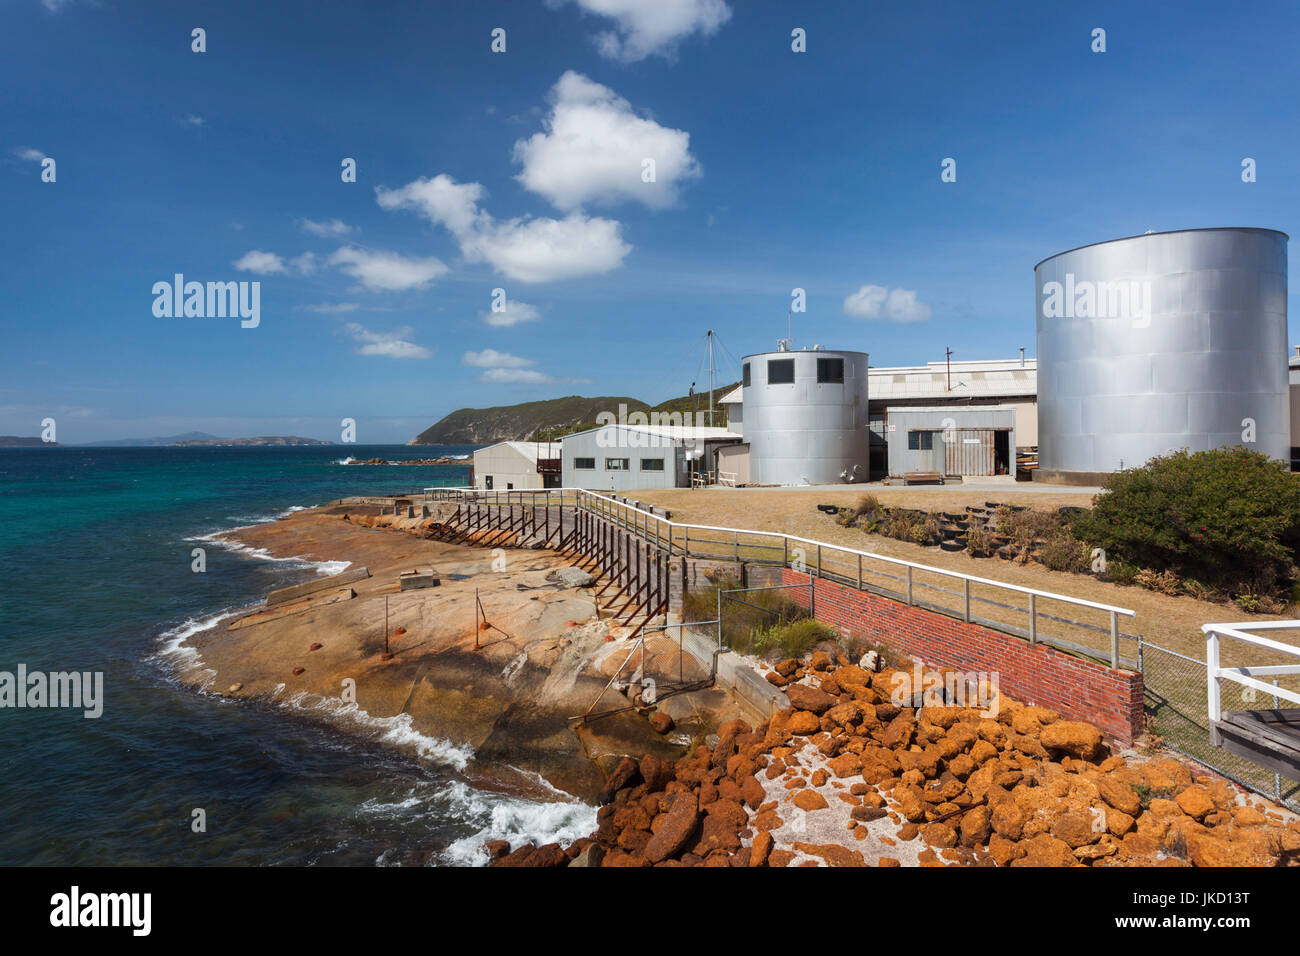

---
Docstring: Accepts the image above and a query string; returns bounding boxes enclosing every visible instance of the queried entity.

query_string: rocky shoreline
[344,456,466,466]
[488,652,1300,867]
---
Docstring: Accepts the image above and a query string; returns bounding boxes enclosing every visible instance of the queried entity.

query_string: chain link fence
[1140,635,1299,811]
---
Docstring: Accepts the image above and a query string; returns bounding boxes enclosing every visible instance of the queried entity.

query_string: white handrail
[424,484,1137,621]
[1203,622,1300,726]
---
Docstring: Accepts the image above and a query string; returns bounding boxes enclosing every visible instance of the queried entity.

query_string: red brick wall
[780,569,1144,745]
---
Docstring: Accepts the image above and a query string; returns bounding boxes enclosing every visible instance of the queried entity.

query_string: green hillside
[410,382,742,445]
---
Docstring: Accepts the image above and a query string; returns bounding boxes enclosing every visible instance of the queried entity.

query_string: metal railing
[422,485,1138,668]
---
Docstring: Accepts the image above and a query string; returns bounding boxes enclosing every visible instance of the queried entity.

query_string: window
[605,458,630,471]
[506,482,514,490]
[574,457,595,470]
[742,363,751,387]
[640,458,665,471]
[484,475,494,489]
[816,357,844,383]
[767,358,795,384]
[907,430,934,451]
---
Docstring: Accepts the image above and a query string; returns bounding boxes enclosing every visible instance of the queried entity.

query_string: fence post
[906,566,913,606]
[734,530,739,562]
[963,578,970,623]
[1206,629,1221,737]
[857,553,863,590]
[1109,610,1119,669]
[1028,593,1037,645]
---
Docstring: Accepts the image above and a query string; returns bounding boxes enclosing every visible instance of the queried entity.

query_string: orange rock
[1011,833,1081,867]
[792,789,829,813]
[990,801,1026,840]
[1174,786,1216,821]
[1040,721,1104,761]
[767,849,795,868]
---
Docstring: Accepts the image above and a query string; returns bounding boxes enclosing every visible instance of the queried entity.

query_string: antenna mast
[706,330,716,428]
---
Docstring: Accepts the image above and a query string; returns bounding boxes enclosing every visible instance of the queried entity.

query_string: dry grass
[631,486,1300,668]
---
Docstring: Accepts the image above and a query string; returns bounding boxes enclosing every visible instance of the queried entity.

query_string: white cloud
[481,298,540,328]
[462,349,535,369]
[301,302,361,314]
[41,0,77,12]
[183,114,205,128]
[462,348,591,385]
[233,250,286,274]
[289,251,318,275]
[328,247,448,292]
[843,285,932,324]
[553,0,732,62]
[512,71,701,211]
[480,367,555,384]
[13,147,46,162]
[377,173,630,283]
[233,249,318,276]
[300,218,354,238]
[345,323,432,359]
[464,214,629,283]
[378,175,485,235]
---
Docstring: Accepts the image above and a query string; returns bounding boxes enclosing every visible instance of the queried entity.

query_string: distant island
[0,436,56,447]
[83,431,224,447]
[409,383,740,445]
[171,436,333,447]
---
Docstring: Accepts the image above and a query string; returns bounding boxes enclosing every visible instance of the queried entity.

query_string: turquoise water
[0,446,594,865]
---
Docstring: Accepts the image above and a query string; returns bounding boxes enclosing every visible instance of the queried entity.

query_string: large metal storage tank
[1035,228,1289,482]
[742,347,870,484]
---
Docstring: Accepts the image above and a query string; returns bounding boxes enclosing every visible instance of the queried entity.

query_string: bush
[750,617,838,658]
[1039,533,1092,573]
[853,494,884,519]
[683,575,812,654]
[1071,447,1300,602]
[1135,568,1183,596]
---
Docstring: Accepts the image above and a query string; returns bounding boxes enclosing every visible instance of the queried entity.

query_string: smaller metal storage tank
[741,347,870,485]
[885,405,1017,478]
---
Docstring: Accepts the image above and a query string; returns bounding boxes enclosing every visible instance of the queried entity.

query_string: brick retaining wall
[776,568,1144,745]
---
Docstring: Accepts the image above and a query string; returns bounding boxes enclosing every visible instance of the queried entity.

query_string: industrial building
[739,345,871,485]
[559,424,741,491]
[884,405,1018,479]
[1035,227,1290,483]
[538,225,1293,492]
[471,440,560,491]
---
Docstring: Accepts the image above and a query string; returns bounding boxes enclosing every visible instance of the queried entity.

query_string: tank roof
[1033,227,1289,271]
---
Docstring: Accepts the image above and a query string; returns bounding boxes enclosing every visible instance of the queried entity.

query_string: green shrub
[1071,447,1300,602]
[683,575,812,654]
[751,617,837,658]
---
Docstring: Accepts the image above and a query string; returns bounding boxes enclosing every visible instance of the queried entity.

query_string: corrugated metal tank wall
[742,349,870,485]
[1035,228,1289,478]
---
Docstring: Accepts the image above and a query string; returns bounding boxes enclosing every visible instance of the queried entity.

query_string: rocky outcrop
[493,654,1300,868]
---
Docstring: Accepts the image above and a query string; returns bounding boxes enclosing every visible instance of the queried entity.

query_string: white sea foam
[149,605,256,688]
[187,530,351,577]
[438,780,597,866]
[280,691,474,771]
[337,457,356,465]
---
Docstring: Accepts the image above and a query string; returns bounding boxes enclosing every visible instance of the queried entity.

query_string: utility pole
[706,329,716,428]
[946,347,953,391]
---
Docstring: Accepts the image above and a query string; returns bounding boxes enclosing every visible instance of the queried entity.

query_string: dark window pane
[767,359,795,384]
[816,358,844,383]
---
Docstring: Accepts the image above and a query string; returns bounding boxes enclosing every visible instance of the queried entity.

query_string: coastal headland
[176,502,732,803]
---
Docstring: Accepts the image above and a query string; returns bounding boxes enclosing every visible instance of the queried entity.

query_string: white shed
[472,441,561,491]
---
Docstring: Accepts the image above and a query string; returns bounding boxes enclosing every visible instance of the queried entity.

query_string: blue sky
[3,0,1298,444]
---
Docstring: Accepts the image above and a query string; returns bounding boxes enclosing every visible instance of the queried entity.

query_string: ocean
[0,445,595,866]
